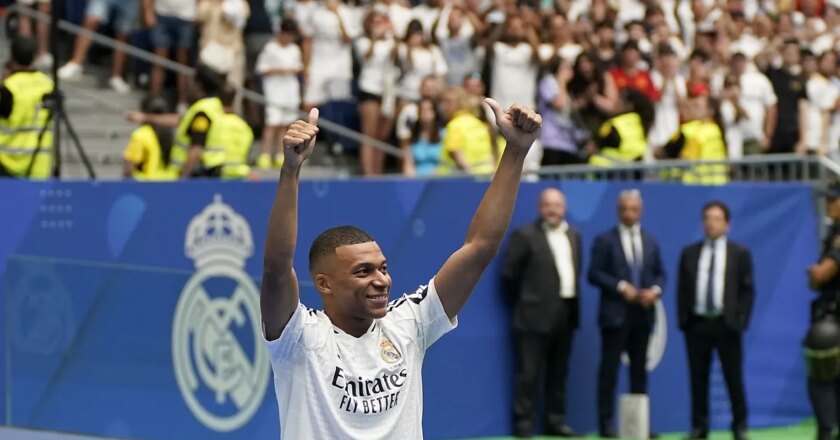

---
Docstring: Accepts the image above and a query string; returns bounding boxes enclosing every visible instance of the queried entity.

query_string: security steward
[172,64,228,178]
[0,37,54,178]
[806,184,840,440]
[216,85,254,180]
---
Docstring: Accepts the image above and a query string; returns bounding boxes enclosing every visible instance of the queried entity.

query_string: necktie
[705,240,716,314]
[631,229,642,288]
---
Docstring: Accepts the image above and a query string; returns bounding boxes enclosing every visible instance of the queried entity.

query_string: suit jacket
[677,240,755,332]
[501,220,583,333]
[588,226,666,329]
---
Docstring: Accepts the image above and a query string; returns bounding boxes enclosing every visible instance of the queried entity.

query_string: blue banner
[0,180,819,439]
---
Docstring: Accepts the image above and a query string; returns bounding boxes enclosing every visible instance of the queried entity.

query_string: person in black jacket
[502,188,583,438]
[677,201,754,440]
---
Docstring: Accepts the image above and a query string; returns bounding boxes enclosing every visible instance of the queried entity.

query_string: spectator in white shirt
[730,53,777,156]
[434,2,485,86]
[488,15,541,110]
[804,50,840,156]
[538,14,583,65]
[256,20,303,169]
[301,0,357,109]
[649,44,687,153]
[396,20,449,106]
[355,10,398,176]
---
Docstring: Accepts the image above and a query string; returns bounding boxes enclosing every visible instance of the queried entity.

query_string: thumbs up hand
[283,108,320,169]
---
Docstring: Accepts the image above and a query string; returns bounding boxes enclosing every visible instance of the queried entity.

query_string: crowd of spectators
[6,0,840,178]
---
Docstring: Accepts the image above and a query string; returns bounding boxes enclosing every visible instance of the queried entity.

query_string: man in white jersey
[261,99,542,439]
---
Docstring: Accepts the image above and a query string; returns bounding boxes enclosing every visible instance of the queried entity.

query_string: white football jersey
[266,278,457,439]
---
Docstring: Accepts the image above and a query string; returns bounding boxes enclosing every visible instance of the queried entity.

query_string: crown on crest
[185,194,253,269]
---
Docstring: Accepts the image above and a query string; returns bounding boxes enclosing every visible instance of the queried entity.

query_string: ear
[315,273,332,296]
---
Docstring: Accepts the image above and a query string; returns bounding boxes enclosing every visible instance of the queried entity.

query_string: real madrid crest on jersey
[172,194,269,432]
[380,338,401,364]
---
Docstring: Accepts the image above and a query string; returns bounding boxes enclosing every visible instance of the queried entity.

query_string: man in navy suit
[588,189,666,438]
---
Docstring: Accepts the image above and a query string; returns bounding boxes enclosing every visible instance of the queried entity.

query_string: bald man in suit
[502,188,583,438]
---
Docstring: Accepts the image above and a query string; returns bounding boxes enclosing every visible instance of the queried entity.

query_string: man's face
[539,189,566,227]
[782,43,801,67]
[702,206,729,240]
[618,196,642,226]
[622,47,640,68]
[318,242,392,320]
[463,77,485,96]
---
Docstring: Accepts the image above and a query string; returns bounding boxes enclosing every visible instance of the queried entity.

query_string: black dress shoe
[649,431,659,439]
[599,426,618,438]
[684,428,708,439]
[547,424,579,437]
[513,422,532,438]
[733,429,749,440]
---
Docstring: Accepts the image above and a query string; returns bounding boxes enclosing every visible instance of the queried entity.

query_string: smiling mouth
[366,294,388,301]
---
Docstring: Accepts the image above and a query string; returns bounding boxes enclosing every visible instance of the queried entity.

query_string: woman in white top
[488,15,540,110]
[396,20,449,106]
[355,10,398,176]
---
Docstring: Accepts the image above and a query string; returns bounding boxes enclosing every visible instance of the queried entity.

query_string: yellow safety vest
[123,124,178,181]
[437,111,496,175]
[589,112,647,166]
[171,97,226,176]
[673,120,728,185]
[214,112,254,180]
[0,71,54,178]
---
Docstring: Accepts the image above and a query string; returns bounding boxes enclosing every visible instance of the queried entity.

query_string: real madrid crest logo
[172,195,270,432]
[380,338,401,364]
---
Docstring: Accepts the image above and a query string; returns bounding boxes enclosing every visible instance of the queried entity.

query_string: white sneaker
[33,53,53,71]
[109,76,131,94]
[57,62,82,80]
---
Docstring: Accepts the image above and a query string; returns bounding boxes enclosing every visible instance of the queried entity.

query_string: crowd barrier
[0,179,819,439]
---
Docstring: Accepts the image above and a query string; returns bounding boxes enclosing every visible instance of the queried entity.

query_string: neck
[326,309,373,338]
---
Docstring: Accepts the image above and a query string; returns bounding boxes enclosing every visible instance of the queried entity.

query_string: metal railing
[2,4,403,158]
[536,154,837,185]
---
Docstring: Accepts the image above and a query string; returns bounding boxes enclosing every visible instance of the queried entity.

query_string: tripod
[25,0,95,179]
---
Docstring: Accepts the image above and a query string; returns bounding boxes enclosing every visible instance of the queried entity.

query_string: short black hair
[194,63,227,97]
[309,226,375,272]
[703,201,731,222]
[280,19,299,34]
[219,84,237,107]
[11,37,37,67]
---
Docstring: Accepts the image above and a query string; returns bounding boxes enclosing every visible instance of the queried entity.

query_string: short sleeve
[760,75,778,107]
[385,278,457,350]
[443,121,465,153]
[265,303,326,363]
[431,46,448,77]
[396,104,418,140]
[123,126,149,164]
[255,44,272,74]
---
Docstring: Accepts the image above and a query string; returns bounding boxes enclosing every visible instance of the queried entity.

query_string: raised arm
[434,99,542,320]
[261,109,320,341]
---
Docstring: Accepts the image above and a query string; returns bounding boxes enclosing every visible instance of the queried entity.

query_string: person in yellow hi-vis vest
[172,64,228,178]
[656,91,729,185]
[122,96,178,181]
[588,89,654,170]
[0,37,54,179]
[215,85,254,179]
[437,87,497,175]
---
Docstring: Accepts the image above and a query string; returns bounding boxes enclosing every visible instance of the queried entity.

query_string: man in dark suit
[589,189,665,438]
[678,201,754,440]
[502,188,583,438]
